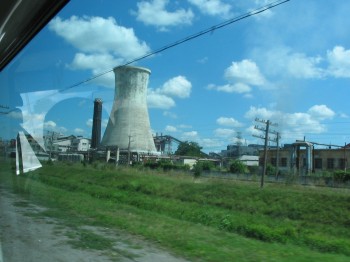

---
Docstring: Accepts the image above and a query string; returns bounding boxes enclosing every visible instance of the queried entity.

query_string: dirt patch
[0,187,189,262]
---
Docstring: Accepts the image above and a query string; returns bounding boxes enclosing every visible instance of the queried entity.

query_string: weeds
[1,161,350,261]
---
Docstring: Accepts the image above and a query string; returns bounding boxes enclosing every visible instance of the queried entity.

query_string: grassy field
[1,160,350,261]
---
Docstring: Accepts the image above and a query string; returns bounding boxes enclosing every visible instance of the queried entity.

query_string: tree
[175,141,204,157]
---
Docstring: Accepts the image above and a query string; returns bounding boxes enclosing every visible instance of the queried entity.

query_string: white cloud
[86,119,93,128]
[49,16,150,60]
[49,16,151,88]
[200,138,224,148]
[182,131,198,140]
[307,105,335,120]
[147,91,175,109]
[148,75,192,109]
[244,105,335,141]
[135,0,194,31]
[217,117,243,127]
[70,53,122,72]
[158,76,192,98]
[327,46,350,78]
[188,0,232,18]
[74,128,85,135]
[214,128,235,138]
[163,111,177,119]
[44,120,57,129]
[258,47,324,79]
[207,83,251,94]
[178,124,192,129]
[225,59,266,86]
[165,125,177,132]
[209,59,267,97]
[286,53,324,79]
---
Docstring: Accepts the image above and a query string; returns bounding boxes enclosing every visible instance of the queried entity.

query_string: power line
[59,0,291,93]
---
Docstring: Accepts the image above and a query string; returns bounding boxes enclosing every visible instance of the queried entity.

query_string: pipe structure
[101,66,157,154]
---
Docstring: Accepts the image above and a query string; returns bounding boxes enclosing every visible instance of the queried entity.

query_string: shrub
[193,163,202,177]
[333,170,350,183]
[266,163,276,176]
[229,160,248,174]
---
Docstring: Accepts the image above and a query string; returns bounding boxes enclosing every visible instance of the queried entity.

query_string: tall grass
[1,160,350,261]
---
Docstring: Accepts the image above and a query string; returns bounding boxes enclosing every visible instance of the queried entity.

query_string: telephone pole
[127,135,133,166]
[253,118,279,188]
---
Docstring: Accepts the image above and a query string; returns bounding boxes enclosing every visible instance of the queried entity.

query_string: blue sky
[2,0,350,153]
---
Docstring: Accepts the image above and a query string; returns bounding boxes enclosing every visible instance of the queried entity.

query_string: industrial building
[260,141,349,175]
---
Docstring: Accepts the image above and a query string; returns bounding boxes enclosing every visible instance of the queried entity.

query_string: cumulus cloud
[148,75,192,109]
[208,59,266,96]
[158,76,192,98]
[165,125,177,132]
[225,59,266,86]
[188,0,232,18]
[200,138,224,149]
[207,83,251,94]
[327,46,350,78]
[163,111,177,119]
[44,120,57,129]
[261,47,324,79]
[86,119,93,128]
[147,91,175,109]
[49,16,150,88]
[214,128,235,138]
[216,117,243,127]
[74,128,85,135]
[307,105,335,120]
[135,0,194,31]
[49,16,150,60]
[244,104,335,140]
[258,45,350,80]
[182,131,198,140]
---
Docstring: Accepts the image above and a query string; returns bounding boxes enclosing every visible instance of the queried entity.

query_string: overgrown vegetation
[1,160,350,261]
[229,160,248,174]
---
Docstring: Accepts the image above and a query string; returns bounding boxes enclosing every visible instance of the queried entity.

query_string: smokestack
[91,98,102,148]
[101,66,157,153]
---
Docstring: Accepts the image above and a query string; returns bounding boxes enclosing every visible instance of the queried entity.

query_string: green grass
[1,160,350,261]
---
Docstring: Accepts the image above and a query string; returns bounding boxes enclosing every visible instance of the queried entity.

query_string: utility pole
[275,132,280,179]
[253,118,278,188]
[127,135,132,166]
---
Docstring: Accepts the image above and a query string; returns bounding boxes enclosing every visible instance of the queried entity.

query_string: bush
[193,163,202,177]
[266,163,276,176]
[229,160,248,174]
[333,170,350,182]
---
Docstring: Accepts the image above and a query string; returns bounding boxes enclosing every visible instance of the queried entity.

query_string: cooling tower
[101,66,157,153]
[91,98,102,148]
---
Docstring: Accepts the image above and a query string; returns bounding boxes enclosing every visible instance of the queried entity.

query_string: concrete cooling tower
[101,65,157,154]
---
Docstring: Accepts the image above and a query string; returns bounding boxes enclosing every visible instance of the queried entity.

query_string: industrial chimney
[91,98,102,148]
[101,66,157,153]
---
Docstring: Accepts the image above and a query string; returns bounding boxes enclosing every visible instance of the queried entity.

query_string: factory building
[260,141,350,175]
